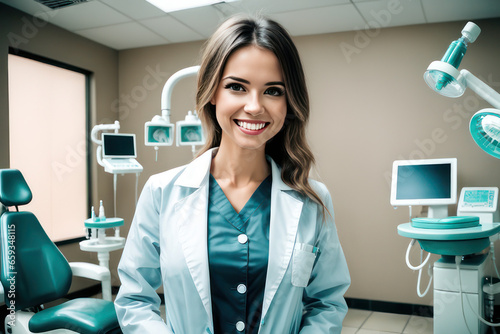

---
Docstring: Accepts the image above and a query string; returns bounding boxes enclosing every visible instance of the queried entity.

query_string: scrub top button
[236,321,245,331]
[238,234,248,244]
[237,284,247,294]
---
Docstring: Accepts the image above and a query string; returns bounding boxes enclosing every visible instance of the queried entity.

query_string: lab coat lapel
[174,149,216,330]
[261,158,304,323]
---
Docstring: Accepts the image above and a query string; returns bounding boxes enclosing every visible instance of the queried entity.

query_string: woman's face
[211,45,287,152]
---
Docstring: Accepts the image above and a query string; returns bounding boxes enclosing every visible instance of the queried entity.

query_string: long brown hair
[196,15,328,215]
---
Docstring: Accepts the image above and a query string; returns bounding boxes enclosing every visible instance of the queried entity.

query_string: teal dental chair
[0,169,121,334]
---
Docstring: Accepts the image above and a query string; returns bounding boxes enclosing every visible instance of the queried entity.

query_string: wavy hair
[196,15,328,215]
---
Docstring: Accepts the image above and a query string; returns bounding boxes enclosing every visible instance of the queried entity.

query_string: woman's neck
[211,143,270,187]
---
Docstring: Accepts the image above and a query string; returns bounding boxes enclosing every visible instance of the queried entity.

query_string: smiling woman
[196,15,328,209]
[115,15,350,334]
[210,45,287,154]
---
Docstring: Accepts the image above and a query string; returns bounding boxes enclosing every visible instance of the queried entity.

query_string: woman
[115,15,350,334]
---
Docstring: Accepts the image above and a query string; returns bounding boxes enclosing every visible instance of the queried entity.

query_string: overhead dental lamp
[424,22,500,158]
[145,65,205,160]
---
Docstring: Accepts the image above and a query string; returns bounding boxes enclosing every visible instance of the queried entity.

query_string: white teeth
[237,121,266,130]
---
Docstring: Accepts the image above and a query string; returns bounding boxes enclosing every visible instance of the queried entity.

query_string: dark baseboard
[67,287,433,319]
[346,297,433,318]
[112,286,120,295]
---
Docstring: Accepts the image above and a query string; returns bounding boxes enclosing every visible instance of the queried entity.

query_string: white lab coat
[115,148,350,334]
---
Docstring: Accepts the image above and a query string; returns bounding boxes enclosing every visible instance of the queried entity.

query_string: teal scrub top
[208,174,272,334]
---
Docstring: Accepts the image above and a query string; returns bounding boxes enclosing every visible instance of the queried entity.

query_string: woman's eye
[265,87,285,96]
[225,83,245,92]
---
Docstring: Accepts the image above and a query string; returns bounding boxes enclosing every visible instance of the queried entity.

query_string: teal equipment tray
[397,222,500,256]
[84,217,124,229]
[411,216,480,229]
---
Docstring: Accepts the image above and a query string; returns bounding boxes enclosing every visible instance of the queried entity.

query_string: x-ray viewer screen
[102,134,136,158]
[396,164,451,200]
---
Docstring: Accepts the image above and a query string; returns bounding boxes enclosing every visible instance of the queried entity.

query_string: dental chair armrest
[69,262,110,282]
[70,262,113,301]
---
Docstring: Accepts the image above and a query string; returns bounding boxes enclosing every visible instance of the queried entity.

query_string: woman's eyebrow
[265,81,285,87]
[222,76,285,87]
[222,76,249,84]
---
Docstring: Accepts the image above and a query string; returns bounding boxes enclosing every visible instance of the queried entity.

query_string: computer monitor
[390,158,457,218]
[102,133,137,159]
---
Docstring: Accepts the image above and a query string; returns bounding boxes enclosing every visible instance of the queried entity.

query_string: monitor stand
[428,205,449,219]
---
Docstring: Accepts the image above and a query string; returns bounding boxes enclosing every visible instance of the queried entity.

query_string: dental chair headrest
[0,169,32,207]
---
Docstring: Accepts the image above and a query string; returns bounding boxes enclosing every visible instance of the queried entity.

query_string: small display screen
[396,164,451,200]
[463,190,495,208]
[465,190,490,204]
[102,134,136,158]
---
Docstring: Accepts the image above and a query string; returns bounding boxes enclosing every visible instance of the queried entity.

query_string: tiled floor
[138,299,435,334]
[342,309,433,334]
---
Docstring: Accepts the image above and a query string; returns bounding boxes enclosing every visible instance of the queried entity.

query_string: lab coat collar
[174,147,294,192]
[174,148,217,188]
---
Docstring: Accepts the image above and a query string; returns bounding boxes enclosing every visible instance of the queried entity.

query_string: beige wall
[116,18,500,306]
[0,3,119,291]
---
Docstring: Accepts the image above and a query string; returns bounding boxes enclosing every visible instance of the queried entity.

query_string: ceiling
[2,0,500,50]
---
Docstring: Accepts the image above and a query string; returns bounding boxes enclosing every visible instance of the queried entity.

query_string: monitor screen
[102,133,136,158]
[390,158,457,207]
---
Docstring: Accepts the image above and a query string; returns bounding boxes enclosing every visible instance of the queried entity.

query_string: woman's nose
[243,92,264,115]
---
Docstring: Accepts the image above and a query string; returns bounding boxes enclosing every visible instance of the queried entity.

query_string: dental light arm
[161,66,200,121]
[460,70,500,109]
[424,61,500,108]
[145,65,205,160]
[90,120,120,167]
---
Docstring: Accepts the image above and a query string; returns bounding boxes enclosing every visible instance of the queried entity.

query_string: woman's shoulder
[145,149,214,190]
[308,178,330,198]
[146,164,188,189]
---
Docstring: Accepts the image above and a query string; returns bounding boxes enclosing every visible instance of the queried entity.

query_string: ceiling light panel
[102,0,165,20]
[145,0,239,13]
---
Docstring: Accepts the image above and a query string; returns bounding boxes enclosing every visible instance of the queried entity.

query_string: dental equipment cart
[398,222,500,334]
[79,217,125,301]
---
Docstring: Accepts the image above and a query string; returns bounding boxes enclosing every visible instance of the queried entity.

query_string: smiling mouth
[235,120,269,131]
